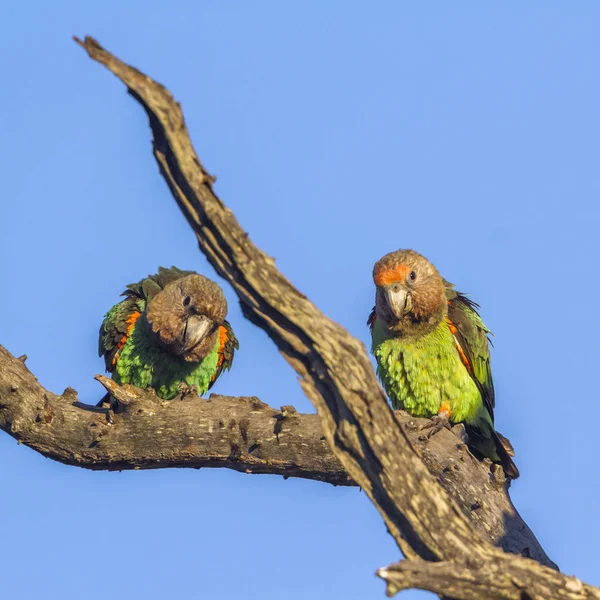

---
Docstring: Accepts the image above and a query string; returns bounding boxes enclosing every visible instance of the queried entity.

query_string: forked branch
[5,34,594,599]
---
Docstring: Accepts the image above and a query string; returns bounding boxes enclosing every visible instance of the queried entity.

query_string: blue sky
[1,3,599,599]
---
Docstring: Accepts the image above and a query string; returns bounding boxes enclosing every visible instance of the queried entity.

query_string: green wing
[445,282,495,422]
[98,266,195,372]
[98,296,143,371]
[208,320,239,390]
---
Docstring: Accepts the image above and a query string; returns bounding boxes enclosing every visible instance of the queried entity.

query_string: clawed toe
[420,413,452,438]
[178,383,199,397]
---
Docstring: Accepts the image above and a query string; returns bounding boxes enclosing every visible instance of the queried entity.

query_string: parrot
[368,249,519,479]
[98,267,238,400]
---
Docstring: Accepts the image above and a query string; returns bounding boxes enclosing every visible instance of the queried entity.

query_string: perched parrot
[99,267,238,400]
[368,249,519,479]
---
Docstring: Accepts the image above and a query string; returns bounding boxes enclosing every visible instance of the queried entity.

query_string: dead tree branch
[0,345,348,483]
[378,559,593,600]
[5,34,595,598]
[70,34,597,597]
[0,341,548,569]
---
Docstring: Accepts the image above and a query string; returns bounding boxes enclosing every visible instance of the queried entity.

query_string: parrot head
[373,249,447,336]
[145,274,228,362]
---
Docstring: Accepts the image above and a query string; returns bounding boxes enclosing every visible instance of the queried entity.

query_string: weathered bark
[0,342,548,567]
[0,345,349,483]
[378,559,594,600]
[3,34,593,598]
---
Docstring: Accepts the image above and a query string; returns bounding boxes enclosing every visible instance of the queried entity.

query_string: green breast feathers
[372,318,485,424]
[369,248,519,479]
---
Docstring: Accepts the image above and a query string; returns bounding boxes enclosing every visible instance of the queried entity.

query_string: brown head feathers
[373,250,447,337]
[139,268,228,362]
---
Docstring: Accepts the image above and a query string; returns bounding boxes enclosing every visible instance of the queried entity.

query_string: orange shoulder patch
[446,318,457,335]
[215,325,229,370]
[111,311,141,367]
[446,318,472,374]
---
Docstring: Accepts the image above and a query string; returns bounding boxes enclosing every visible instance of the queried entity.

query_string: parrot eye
[183,296,191,307]
[409,271,417,281]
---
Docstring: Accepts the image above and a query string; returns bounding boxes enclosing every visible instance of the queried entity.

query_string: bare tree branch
[3,34,588,598]
[0,341,547,569]
[0,345,349,483]
[378,559,597,600]
[70,34,597,598]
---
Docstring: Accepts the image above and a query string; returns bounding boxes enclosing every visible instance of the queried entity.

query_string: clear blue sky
[1,3,598,599]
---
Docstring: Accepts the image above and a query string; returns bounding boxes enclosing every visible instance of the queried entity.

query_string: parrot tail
[465,423,520,480]
[495,431,515,457]
[491,429,520,480]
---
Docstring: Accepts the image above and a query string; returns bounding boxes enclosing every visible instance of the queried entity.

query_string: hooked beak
[178,315,214,354]
[383,285,412,319]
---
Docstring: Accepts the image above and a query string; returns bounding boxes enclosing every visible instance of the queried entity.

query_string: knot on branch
[94,374,154,409]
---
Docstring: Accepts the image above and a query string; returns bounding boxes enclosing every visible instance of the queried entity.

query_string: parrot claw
[96,392,112,408]
[420,413,452,438]
[178,383,199,398]
[96,392,121,412]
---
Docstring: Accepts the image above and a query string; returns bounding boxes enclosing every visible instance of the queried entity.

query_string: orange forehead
[373,264,409,286]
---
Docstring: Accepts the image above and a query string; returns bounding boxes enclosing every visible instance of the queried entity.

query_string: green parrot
[368,249,519,479]
[99,267,238,400]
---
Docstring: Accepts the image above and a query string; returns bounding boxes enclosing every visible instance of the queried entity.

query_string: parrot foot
[420,412,452,438]
[178,383,199,398]
[96,392,121,412]
[96,392,112,408]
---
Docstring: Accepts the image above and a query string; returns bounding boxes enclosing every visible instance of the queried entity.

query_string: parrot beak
[383,285,412,319]
[179,315,214,354]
